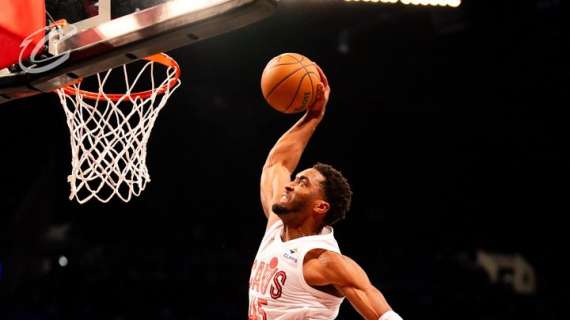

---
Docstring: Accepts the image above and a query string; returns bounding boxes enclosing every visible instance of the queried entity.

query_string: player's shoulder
[309,250,354,265]
[303,249,346,286]
[306,250,356,277]
[305,250,372,289]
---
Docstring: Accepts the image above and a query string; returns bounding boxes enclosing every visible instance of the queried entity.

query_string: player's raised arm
[260,67,330,228]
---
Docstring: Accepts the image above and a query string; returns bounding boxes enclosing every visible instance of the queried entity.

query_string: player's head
[272,162,352,228]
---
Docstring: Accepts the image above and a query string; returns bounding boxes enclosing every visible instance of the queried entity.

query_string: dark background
[0,0,566,319]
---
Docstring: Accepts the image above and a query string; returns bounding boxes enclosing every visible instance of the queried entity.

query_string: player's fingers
[316,65,329,88]
[315,83,324,101]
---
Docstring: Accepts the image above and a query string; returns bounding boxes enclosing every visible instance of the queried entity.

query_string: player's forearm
[264,109,324,172]
[346,285,392,320]
[365,287,403,320]
[367,286,392,319]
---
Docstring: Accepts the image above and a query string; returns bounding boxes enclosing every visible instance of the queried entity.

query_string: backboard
[0,0,279,104]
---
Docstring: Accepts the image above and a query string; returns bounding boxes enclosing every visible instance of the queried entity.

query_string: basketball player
[248,67,403,320]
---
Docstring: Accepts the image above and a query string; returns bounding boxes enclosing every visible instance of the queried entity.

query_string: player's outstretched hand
[308,65,330,116]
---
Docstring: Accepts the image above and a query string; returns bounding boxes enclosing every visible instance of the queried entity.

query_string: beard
[272,201,303,216]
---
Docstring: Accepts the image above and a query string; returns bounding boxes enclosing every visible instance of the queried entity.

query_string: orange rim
[60,53,181,101]
[50,19,68,29]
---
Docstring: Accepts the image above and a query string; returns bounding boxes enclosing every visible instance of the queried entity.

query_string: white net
[56,55,181,204]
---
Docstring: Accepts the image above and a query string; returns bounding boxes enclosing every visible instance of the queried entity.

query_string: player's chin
[272,203,290,215]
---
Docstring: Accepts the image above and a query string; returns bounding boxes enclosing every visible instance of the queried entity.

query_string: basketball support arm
[259,96,326,219]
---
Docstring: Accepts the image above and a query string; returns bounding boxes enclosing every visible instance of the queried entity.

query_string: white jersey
[248,220,344,320]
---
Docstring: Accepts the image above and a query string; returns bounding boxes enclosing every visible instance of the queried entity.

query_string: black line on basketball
[266,65,307,99]
[285,73,309,113]
[269,61,304,69]
[298,62,317,106]
[307,72,316,107]
[284,53,302,63]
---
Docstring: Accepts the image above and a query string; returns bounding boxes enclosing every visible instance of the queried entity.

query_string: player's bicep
[305,251,365,288]
[260,164,290,227]
[332,257,392,320]
[307,253,393,320]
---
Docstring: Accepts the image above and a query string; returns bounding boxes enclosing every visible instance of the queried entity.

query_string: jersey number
[248,297,267,320]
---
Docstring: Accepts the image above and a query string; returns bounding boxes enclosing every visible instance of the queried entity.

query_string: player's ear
[313,200,330,215]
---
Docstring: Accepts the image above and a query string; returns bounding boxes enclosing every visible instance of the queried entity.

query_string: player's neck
[281,222,319,242]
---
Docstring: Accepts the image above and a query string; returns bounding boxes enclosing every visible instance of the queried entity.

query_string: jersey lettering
[270,270,287,299]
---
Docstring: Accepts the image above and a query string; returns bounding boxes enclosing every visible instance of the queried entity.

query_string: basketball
[261,53,322,114]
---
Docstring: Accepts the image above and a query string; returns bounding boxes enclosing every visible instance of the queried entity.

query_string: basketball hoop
[56,53,181,204]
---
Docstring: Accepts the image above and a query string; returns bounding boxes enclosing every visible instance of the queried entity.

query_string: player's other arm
[260,68,329,228]
[304,251,403,320]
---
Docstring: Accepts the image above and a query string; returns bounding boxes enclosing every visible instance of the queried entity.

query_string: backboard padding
[0,0,279,104]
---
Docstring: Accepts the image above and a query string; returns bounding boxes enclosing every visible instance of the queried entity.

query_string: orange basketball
[261,53,322,114]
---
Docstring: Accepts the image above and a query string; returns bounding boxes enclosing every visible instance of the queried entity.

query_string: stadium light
[344,0,461,6]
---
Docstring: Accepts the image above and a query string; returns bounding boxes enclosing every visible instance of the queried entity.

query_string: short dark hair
[312,163,353,226]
